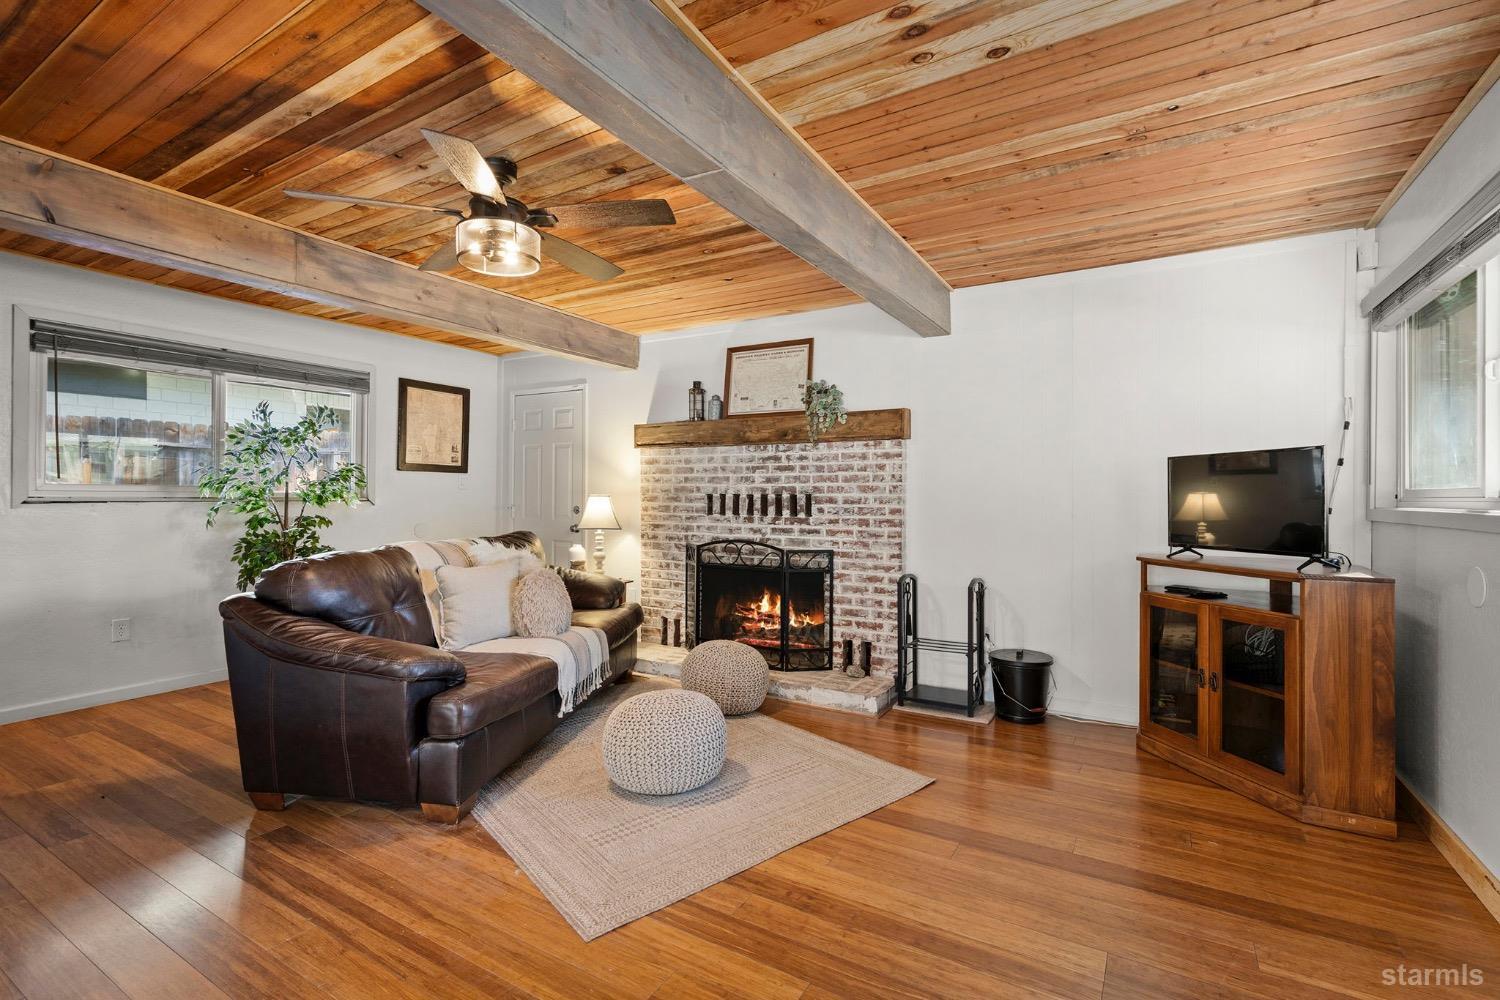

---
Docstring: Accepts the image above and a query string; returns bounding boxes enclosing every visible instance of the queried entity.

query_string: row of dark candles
[704,492,814,518]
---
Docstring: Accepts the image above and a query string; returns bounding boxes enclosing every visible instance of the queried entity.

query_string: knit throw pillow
[513,568,572,637]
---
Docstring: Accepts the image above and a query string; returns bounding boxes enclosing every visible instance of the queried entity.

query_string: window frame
[10,305,373,504]
[1394,259,1500,510]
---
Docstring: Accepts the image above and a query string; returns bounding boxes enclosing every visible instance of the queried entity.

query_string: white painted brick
[639,439,905,676]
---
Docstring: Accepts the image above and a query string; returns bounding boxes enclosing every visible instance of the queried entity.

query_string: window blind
[29,319,371,393]
[1363,167,1500,331]
[1367,207,1500,330]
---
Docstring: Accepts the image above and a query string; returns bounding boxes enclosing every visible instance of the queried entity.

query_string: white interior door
[510,387,586,564]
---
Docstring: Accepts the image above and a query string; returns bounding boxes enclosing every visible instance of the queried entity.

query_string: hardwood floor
[0,677,1496,999]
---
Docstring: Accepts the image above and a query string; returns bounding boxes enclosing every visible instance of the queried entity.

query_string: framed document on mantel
[724,338,813,416]
[397,378,470,473]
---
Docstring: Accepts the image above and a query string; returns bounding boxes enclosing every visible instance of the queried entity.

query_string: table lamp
[1173,491,1226,545]
[577,494,621,573]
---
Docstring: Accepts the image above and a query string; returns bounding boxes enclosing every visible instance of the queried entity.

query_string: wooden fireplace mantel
[634,408,910,448]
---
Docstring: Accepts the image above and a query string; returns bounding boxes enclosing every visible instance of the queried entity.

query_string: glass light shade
[454,217,541,277]
[577,494,621,530]
[1173,491,1227,522]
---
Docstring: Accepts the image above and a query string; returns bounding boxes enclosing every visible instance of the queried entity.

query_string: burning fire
[730,588,824,648]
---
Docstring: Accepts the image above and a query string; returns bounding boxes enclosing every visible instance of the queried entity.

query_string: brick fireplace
[638,437,905,679]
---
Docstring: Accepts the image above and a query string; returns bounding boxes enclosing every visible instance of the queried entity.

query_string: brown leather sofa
[219,531,642,823]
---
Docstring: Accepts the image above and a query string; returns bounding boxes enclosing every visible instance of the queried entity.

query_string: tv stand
[1137,553,1396,838]
[1166,545,1204,560]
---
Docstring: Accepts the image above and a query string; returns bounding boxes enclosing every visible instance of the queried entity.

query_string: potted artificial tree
[199,402,367,590]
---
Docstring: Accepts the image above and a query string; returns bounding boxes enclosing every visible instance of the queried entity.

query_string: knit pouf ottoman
[681,639,770,715]
[602,689,727,795]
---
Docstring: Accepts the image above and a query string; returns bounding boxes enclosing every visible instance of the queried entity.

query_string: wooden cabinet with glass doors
[1138,555,1396,838]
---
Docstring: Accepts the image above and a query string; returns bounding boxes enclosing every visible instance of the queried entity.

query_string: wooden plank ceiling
[0,0,1497,354]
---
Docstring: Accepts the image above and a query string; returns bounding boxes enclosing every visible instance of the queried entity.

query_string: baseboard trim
[1398,776,1500,925]
[0,668,228,725]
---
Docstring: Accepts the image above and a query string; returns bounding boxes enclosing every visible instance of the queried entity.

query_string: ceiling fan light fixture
[455,217,540,277]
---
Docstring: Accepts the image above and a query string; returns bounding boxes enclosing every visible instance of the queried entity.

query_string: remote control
[1164,584,1229,600]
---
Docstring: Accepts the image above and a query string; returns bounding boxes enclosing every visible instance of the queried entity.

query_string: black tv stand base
[1296,553,1344,572]
[1166,546,1204,560]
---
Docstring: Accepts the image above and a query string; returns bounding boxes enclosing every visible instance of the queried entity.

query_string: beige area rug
[472,677,932,940]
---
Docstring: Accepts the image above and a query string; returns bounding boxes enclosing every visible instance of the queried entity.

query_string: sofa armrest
[220,595,465,684]
[558,568,626,610]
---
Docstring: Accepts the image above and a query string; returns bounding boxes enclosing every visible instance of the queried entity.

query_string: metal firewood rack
[895,574,987,717]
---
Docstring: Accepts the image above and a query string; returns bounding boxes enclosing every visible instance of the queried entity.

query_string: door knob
[569,523,579,533]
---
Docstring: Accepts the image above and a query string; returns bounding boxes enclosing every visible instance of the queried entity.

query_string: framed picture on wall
[396,378,470,473]
[723,338,813,416]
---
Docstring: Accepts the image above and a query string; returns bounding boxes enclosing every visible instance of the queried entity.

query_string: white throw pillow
[467,538,543,574]
[434,559,525,649]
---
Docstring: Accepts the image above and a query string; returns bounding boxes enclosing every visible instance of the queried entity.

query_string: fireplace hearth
[687,540,834,671]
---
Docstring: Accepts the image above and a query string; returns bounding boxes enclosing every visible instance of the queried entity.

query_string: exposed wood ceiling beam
[414,0,952,338]
[1367,50,1500,227]
[0,137,639,368]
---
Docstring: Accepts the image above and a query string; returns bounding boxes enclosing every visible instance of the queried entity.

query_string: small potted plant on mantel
[199,402,367,590]
[802,379,849,443]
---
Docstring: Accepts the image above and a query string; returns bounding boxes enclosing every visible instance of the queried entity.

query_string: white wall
[1373,85,1500,290]
[1368,84,1500,875]
[0,254,503,723]
[503,230,1359,723]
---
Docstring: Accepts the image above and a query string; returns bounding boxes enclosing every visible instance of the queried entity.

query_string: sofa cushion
[425,651,559,739]
[572,603,644,649]
[255,546,435,646]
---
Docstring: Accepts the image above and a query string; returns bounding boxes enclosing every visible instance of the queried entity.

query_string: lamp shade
[1173,491,1227,522]
[577,494,621,531]
[455,217,541,277]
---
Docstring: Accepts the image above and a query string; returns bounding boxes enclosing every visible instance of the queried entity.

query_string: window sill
[1368,506,1500,534]
[22,494,209,504]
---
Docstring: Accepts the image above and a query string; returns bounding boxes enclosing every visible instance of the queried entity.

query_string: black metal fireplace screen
[687,539,834,671]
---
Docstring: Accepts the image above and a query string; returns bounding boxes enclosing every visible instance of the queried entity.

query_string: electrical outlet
[110,618,131,643]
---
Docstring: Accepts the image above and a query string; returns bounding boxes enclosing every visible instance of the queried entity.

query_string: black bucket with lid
[989,648,1053,724]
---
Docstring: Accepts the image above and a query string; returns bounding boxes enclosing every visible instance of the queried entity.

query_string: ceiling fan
[283,128,676,281]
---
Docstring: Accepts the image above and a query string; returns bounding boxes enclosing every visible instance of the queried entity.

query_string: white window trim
[9,304,375,505]
[1395,264,1496,505]
[1370,260,1500,530]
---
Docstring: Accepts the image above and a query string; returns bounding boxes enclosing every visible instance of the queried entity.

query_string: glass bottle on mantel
[688,380,706,421]
[707,394,723,420]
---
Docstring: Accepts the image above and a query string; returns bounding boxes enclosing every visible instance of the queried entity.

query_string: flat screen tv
[1167,446,1326,557]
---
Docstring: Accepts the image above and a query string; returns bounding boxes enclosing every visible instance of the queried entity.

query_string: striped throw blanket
[465,627,610,715]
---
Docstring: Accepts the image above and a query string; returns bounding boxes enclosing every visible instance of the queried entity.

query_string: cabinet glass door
[1146,603,1201,739]
[1216,615,1294,778]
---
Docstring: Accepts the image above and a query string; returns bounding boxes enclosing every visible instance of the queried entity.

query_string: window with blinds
[19,316,369,501]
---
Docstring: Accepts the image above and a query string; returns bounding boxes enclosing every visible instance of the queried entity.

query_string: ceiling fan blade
[420,128,502,200]
[541,200,676,229]
[540,232,624,281]
[417,241,459,272]
[283,189,461,216]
